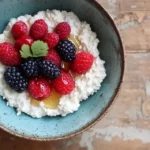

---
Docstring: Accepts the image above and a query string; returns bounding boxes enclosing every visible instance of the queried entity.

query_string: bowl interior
[0,0,124,140]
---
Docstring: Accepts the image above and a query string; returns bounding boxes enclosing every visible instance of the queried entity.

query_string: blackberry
[4,67,28,92]
[21,58,40,78]
[56,40,76,62]
[39,60,60,79]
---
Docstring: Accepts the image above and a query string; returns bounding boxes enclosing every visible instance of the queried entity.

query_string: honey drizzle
[68,35,82,50]
[30,89,61,109]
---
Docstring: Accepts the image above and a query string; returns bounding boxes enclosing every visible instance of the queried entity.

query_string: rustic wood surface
[1,0,150,149]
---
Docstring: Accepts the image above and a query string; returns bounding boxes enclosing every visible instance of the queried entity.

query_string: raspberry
[21,58,41,77]
[0,42,21,66]
[44,50,61,67]
[55,22,71,40]
[56,40,76,62]
[12,21,28,39]
[4,67,28,92]
[39,60,60,79]
[53,71,75,95]
[15,35,34,50]
[43,33,59,49]
[72,51,94,74]
[28,77,51,100]
[30,19,48,40]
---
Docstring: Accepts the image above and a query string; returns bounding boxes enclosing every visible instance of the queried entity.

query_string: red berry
[30,19,48,40]
[11,21,28,39]
[44,50,61,67]
[55,22,71,40]
[43,33,59,49]
[15,35,34,50]
[53,71,75,95]
[28,77,51,100]
[0,42,21,66]
[72,52,94,74]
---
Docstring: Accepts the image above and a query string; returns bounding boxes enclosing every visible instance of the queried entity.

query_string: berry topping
[43,33,59,49]
[4,66,28,92]
[28,77,51,100]
[55,22,71,40]
[56,40,76,62]
[15,35,34,50]
[30,19,48,40]
[12,21,28,39]
[21,58,41,78]
[53,71,75,95]
[72,51,94,74]
[44,50,61,67]
[1,17,97,99]
[39,60,60,79]
[0,42,21,66]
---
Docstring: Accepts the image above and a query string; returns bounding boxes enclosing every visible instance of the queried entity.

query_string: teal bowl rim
[0,0,125,141]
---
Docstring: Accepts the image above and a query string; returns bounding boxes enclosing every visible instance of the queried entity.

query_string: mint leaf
[20,45,32,58]
[20,41,49,59]
[31,40,48,57]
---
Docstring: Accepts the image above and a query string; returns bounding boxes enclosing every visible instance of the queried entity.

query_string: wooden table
[1,0,150,149]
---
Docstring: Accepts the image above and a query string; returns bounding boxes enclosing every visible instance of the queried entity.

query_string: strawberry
[30,19,48,40]
[44,50,61,67]
[0,42,21,66]
[53,71,75,95]
[15,35,34,50]
[28,77,51,100]
[43,33,59,49]
[11,21,28,39]
[71,51,94,74]
[55,22,71,40]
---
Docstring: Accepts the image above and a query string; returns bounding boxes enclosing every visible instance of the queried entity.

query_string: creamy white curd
[0,10,106,118]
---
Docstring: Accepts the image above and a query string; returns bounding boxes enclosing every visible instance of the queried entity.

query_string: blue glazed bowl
[0,0,124,140]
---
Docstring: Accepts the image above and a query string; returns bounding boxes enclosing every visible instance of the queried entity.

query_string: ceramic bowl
[0,0,124,140]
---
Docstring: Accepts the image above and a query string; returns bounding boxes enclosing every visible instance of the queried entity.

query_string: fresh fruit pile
[0,19,95,101]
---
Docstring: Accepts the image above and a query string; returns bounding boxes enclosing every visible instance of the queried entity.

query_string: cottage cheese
[0,10,106,118]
